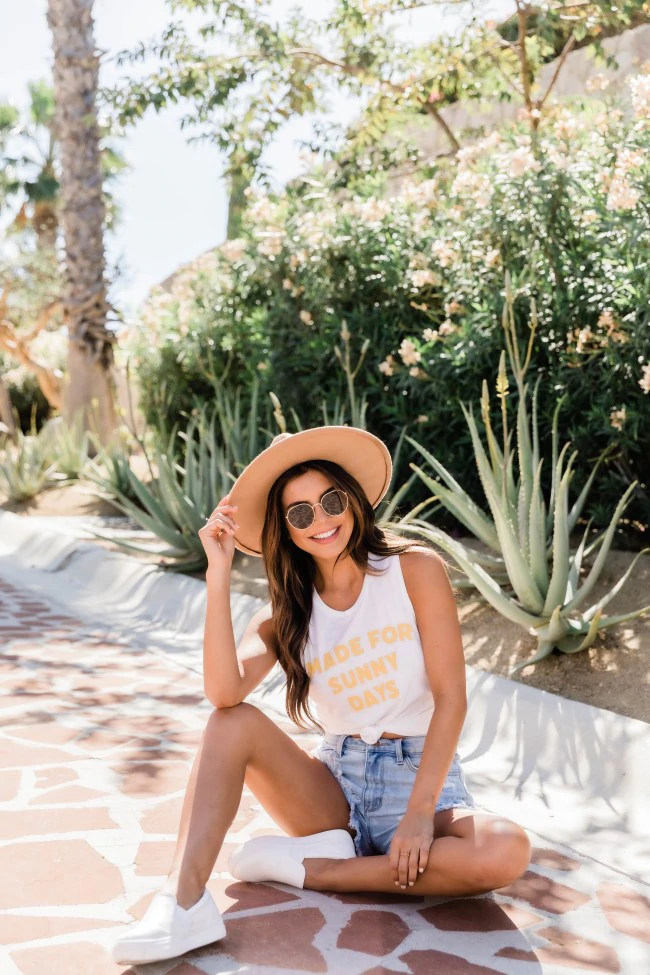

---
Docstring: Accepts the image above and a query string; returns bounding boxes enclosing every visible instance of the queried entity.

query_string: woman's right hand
[198,493,239,575]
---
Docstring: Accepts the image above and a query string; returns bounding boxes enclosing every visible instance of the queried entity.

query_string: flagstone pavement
[1,571,649,975]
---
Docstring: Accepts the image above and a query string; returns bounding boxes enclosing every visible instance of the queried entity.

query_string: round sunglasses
[285,488,349,531]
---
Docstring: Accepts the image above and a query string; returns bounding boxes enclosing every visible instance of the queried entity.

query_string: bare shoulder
[399,545,447,575]
[399,546,450,596]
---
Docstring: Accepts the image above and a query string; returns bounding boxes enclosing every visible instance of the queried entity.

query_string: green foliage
[397,285,650,672]
[0,420,57,501]
[128,87,650,544]
[106,0,649,194]
[83,387,274,571]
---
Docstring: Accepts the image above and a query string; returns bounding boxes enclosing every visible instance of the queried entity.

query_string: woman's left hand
[389,808,435,888]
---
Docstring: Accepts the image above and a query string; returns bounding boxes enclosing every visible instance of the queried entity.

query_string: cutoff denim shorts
[314,733,476,857]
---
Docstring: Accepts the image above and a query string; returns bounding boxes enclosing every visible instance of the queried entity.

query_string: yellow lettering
[370,658,387,678]
[328,676,342,695]
[368,629,381,649]
[334,644,350,664]
[382,625,397,644]
[374,682,387,702]
[341,671,358,690]
[386,652,397,672]
[363,690,380,708]
[306,658,321,677]
[354,663,372,684]
[350,637,364,657]
[398,623,413,642]
[323,651,335,672]
[349,695,364,711]
[386,679,399,699]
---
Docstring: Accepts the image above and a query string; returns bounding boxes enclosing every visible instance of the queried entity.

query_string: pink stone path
[1,572,649,975]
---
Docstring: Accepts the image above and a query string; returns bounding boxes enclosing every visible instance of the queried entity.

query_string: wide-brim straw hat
[228,426,392,557]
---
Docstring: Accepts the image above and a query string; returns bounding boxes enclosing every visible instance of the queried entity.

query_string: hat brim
[228,426,393,557]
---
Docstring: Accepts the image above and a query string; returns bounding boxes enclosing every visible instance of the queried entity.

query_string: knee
[204,702,263,741]
[475,825,531,891]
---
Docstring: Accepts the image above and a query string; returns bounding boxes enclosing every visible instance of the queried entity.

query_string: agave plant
[40,412,91,481]
[83,383,271,572]
[398,281,649,674]
[0,424,57,501]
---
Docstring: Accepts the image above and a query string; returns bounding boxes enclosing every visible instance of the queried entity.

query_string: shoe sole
[112,921,226,965]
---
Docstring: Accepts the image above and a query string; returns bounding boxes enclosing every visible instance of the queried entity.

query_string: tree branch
[538,31,577,109]
[289,47,459,151]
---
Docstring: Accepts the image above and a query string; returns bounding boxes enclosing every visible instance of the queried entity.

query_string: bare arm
[198,493,278,709]
[400,547,468,815]
[203,579,278,708]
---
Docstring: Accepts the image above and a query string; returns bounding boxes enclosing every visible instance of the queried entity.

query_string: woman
[112,426,531,965]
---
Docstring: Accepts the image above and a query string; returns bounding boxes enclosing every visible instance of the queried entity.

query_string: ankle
[303,857,342,892]
[161,873,205,910]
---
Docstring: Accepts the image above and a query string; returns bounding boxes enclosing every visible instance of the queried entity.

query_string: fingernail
[418,867,424,873]
[401,885,406,889]
[409,881,414,886]
[394,881,399,886]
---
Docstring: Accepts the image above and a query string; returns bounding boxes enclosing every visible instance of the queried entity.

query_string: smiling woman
[110,425,531,967]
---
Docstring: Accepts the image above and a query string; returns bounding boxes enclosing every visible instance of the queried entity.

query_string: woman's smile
[310,525,341,544]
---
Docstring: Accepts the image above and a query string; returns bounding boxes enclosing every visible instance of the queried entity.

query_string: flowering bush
[128,72,650,542]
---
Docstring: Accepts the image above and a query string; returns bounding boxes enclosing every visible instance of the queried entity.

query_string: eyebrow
[284,485,337,511]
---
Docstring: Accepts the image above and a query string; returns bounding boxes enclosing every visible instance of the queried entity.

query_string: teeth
[314,527,337,539]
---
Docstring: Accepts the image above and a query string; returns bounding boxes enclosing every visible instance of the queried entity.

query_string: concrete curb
[1,508,648,884]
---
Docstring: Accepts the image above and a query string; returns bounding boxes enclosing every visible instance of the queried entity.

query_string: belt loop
[336,734,346,757]
[395,738,404,764]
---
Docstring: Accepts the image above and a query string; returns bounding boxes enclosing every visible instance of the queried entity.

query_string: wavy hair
[261,458,424,732]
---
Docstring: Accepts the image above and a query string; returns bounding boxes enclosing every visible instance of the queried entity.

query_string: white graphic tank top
[302,552,435,743]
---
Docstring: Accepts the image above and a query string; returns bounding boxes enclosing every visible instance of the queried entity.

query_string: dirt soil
[2,479,648,724]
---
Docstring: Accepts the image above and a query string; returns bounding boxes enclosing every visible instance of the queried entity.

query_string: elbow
[204,688,244,710]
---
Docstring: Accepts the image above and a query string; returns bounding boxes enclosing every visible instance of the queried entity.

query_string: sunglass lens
[288,504,314,530]
[322,489,346,515]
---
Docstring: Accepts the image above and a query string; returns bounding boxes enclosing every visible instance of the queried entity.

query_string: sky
[1,0,513,313]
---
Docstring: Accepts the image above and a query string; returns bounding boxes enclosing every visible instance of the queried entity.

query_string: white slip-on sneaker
[228,828,356,888]
[111,887,226,965]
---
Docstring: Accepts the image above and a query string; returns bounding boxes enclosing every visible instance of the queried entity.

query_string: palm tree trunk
[47,0,117,449]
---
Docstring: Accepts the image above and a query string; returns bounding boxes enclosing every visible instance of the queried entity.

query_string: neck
[313,551,364,592]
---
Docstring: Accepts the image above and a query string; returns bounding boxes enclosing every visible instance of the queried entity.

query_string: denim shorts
[314,733,476,857]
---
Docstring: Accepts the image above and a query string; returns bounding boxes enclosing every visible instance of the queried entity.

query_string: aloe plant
[398,279,649,674]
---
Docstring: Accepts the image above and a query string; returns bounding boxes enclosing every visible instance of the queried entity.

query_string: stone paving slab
[1,570,650,975]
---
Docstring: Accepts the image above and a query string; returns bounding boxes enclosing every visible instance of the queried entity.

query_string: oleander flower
[398,339,421,366]
[503,145,541,177]
[629,74,650,119]
[409,367,426,378]
[586,73,611,94]
[422,327,438,342]
[438,319,457,337]
[610,407,626,431]
[379,355,395,376]
[576,328,594,353]
[299,309,314,325]
[257,234,284,257]
[220,238,246,262]
[606,176,640,211]
[432,239,458,268]
[416,414,429,423]
[409,269,438,289]
[639,363,650,394]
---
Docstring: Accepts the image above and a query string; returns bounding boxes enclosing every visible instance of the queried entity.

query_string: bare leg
[160,703,353,909]
[303,809,531,898]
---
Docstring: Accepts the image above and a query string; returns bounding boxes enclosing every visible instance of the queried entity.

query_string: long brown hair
[261,458,424,732]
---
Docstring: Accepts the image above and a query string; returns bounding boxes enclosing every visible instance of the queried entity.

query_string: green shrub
[126,80,650,544]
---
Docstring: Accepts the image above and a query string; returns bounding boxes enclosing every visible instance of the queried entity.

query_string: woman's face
[281,469,354,559]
